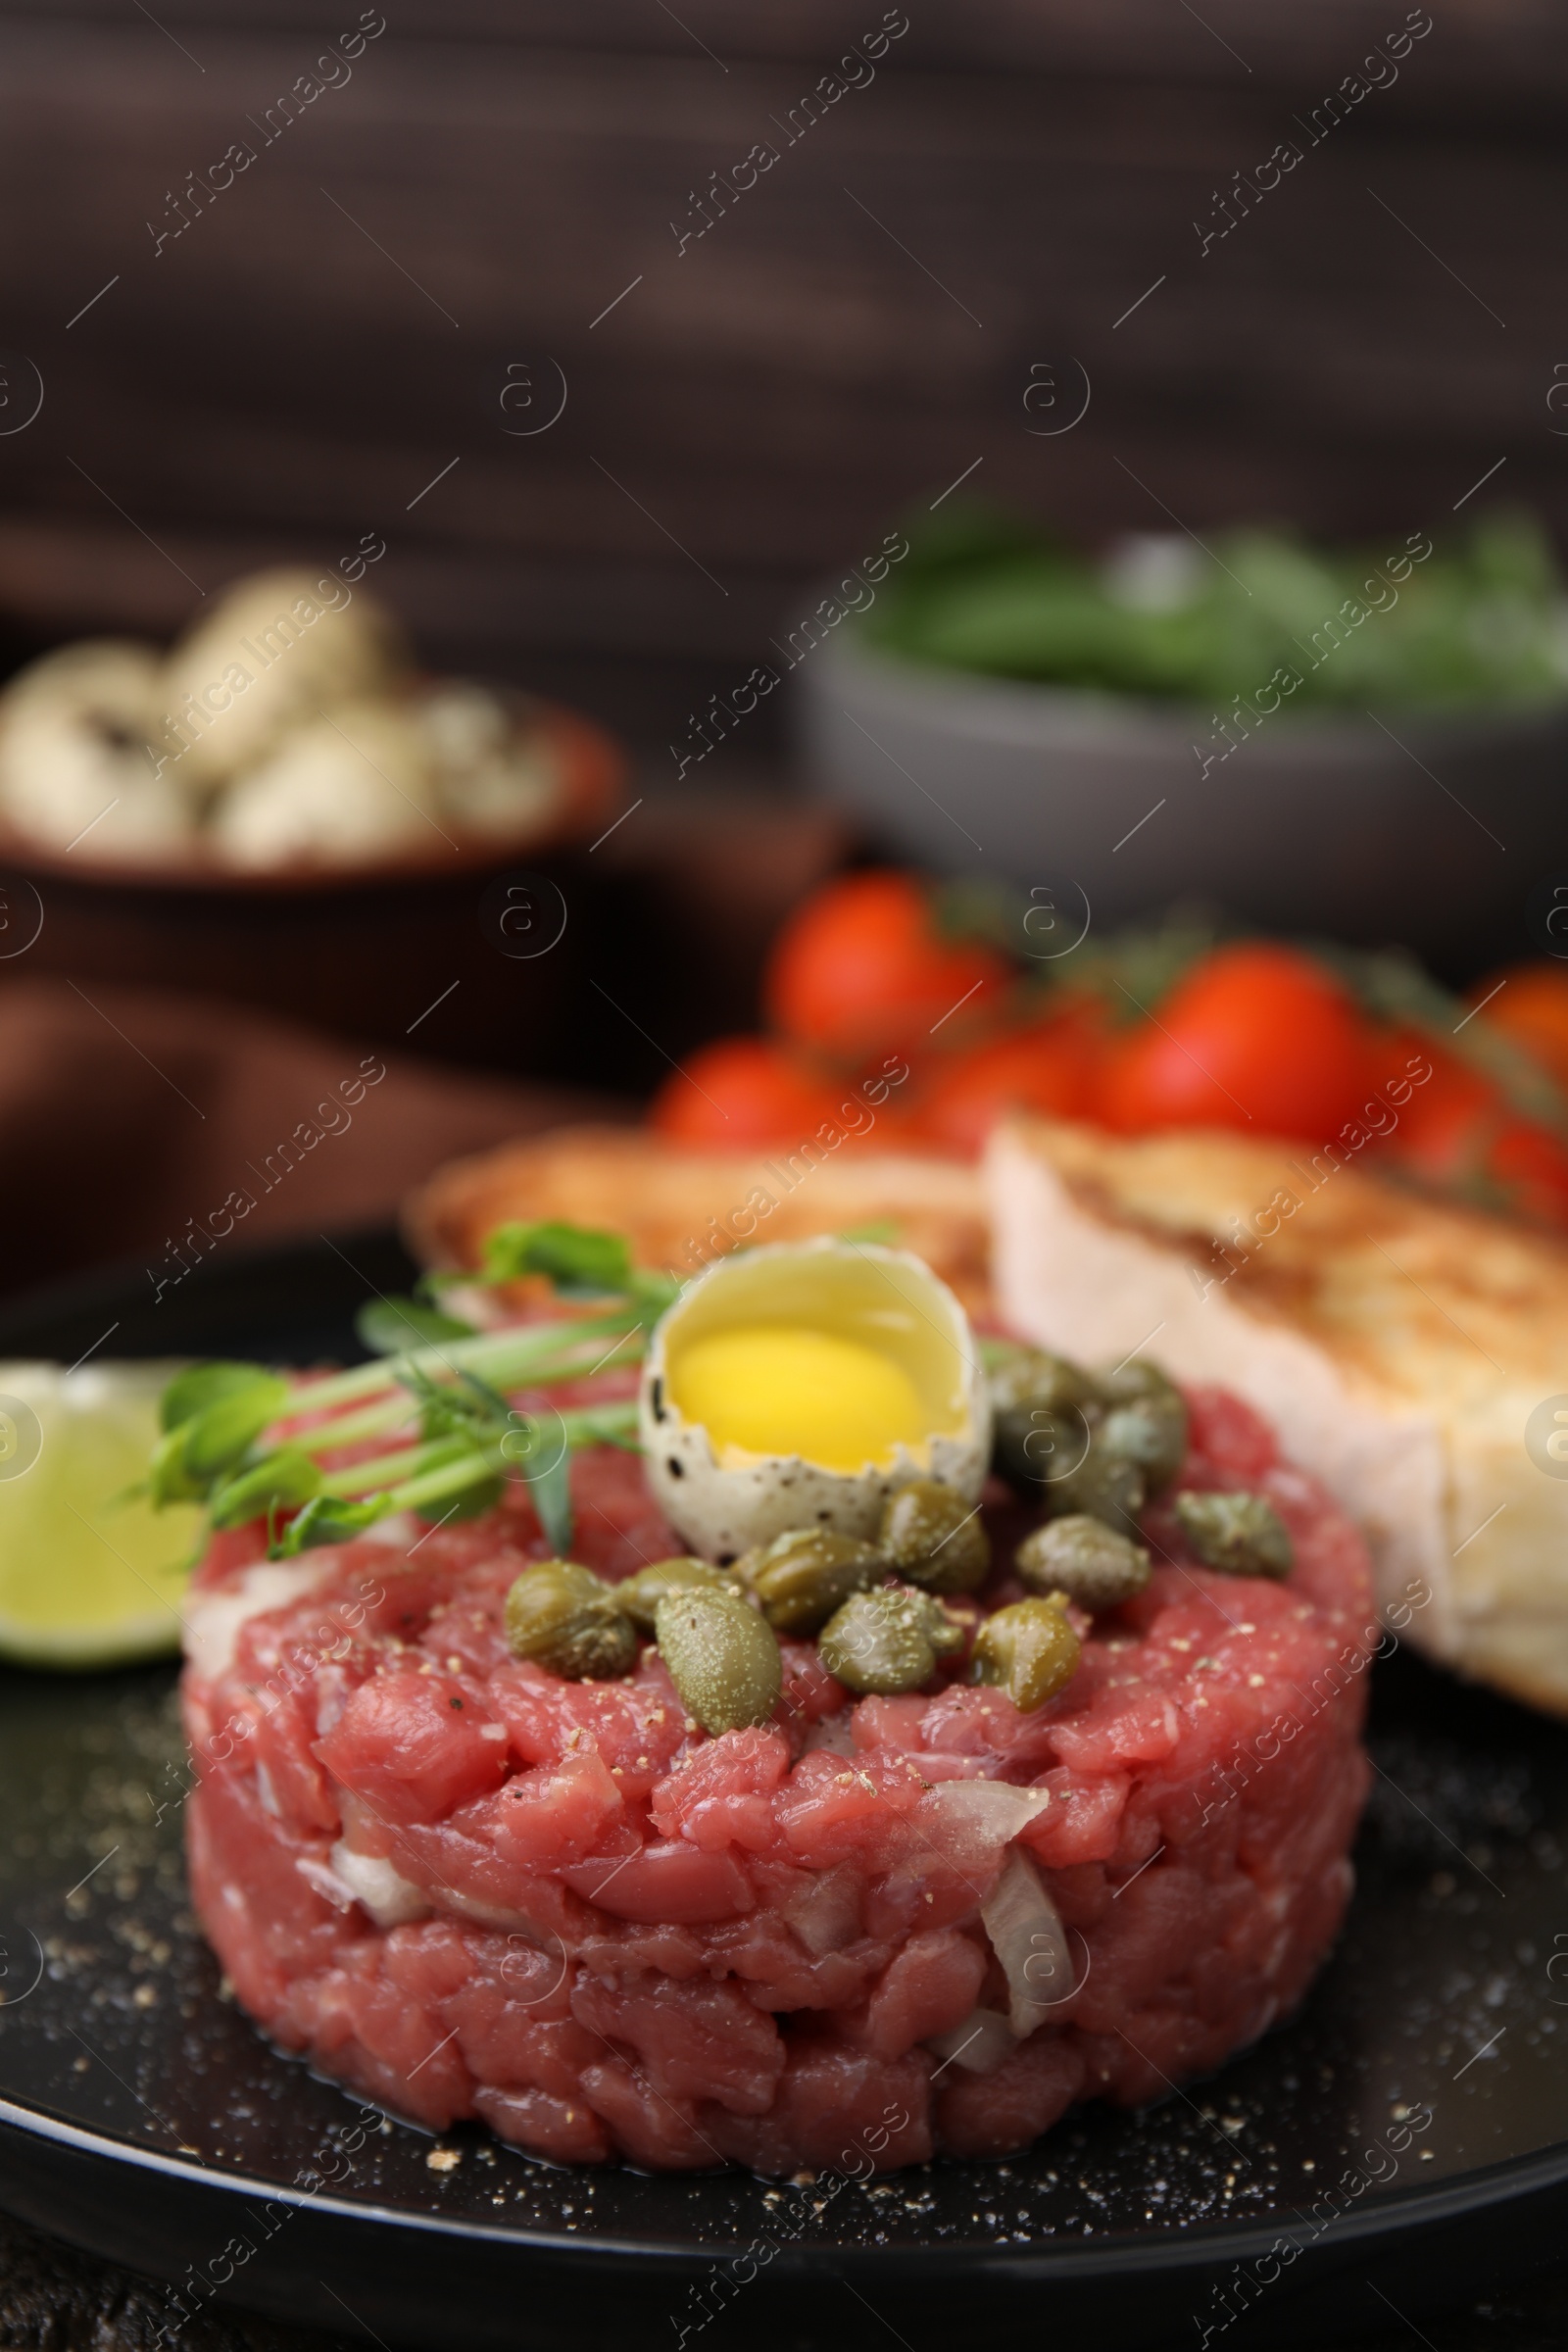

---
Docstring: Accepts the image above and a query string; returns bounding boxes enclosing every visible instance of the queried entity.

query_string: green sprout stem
[270,1312,645,1442]
[316,1400,640,1505]
[388,1451,513,1516]
[285,1394,422,1457]
[320,1443,432,1497]
[378,1443,532,1519]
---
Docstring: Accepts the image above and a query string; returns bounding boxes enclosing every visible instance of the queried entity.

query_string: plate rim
[5,2083,1568,2282]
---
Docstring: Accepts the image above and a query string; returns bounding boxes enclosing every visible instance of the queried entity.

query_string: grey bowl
[796,629,1568,975]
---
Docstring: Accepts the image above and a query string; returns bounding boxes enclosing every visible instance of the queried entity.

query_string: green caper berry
[989,1347,1093,1421]
[505,1559,638,1681]
[734,1528,883,1634]
[989,1347,1097,1497]
[818,1585,963,1696]
[1046,1446,1145,1538]
[921,1593,967,1658]
[879,1479,990,1595]
[968,1596,1081,1713]
[1092,1357,1177,1407]
[1014,1514,1151,1612]
[613,1556,740,1633]
[994,1403,1093,1496]
[655,1588,782,1734]
[1098,1389,1188,1497]
[1174,1490,1294,1580]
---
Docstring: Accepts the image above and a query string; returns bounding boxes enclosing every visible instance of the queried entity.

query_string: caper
[734,1528,882,1634]
[1046,1446,1145,1538]
[995,1403,1093,1495]
[1097,1389,1188,1497]
[1174,1490,1293,1580]
[989,1346,1096,1496]
[613,1556,740,1632]
[968,1596,1081,1713]
[505,1559,638,1680]
[879,1479,990,1595]
[1092,1357,1176,1406]
[989,1346,1093,1420]
[1015,1514,1151,1611]
[655,1588,782,1734]
[818,1585,965,1696]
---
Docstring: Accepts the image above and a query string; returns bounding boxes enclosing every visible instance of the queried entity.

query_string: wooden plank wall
[0,0,1561,741]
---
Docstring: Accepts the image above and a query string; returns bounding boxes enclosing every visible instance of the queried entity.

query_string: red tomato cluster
[649,867,1568,1230]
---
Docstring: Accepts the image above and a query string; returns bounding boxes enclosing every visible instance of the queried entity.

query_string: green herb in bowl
[859,504,1568,713]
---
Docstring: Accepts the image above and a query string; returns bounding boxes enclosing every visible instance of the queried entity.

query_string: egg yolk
[670,1323,929,1472]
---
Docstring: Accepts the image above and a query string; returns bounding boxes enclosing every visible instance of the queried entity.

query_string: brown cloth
[0,977,624,1299]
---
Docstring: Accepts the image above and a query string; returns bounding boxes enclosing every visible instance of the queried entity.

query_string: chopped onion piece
[327,1840,429,1928]
[981,1847,1076,2037]
[919,1778,1052,1875]
[296,1855,357,1913]
[925,2005,1015,2078]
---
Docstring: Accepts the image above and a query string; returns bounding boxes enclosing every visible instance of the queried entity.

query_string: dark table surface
[3,2201,1565,2352]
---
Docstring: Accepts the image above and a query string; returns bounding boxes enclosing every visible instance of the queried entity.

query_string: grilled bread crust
[987,1117,1568,1716]
[405,1123,992,1314]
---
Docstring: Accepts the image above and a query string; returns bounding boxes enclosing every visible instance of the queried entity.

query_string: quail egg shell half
[638,1237,991,1562]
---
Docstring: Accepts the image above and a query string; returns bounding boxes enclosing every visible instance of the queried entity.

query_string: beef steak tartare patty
[182,1386,1373,2174]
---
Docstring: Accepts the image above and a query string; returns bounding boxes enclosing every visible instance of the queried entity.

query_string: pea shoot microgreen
[150,1221,665,1558]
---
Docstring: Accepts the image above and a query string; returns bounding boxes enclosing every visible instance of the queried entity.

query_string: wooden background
[0,0,1562,748]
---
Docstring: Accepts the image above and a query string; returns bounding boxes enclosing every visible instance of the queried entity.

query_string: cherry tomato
[1365,1032,1568,1228]
[912,1006,1102,1157]
[651,1037,847,1149]
[1094,943,1370,1143]
[1488,1116,1568,1226]
[1468,961,1568,1096]
[1370,1036,1495,1183]
[764,869,1010,1061]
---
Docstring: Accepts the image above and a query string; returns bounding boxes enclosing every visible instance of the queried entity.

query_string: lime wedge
[0,1361,204,1669]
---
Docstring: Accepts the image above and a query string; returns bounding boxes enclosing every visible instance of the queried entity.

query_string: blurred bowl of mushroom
[0,565,618,880]
[0,567,628,1074]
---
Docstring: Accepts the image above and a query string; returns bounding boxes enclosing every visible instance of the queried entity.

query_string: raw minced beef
[181,1386,1373,2174]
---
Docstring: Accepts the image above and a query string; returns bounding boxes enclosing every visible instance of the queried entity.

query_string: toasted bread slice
[406,1123,992,1314]
[987,1117,1568,1715]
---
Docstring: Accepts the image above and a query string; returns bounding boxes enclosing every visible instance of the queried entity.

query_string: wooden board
[0,2,1559,703]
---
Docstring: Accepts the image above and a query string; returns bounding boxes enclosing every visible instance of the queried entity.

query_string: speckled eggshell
[637,1238,992,1563]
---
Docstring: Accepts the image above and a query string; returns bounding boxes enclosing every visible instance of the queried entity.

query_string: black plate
[0,1231,1565,2352]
